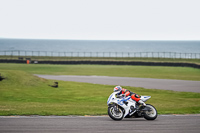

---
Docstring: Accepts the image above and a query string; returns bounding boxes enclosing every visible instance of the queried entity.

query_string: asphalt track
[1,76,199,132]
[0,115,200,133]
[36,75,200,93]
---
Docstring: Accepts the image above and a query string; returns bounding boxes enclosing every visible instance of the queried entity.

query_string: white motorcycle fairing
[107,91,151,118]
[140,96,151,102]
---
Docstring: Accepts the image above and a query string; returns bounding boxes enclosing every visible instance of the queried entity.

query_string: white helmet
[113,86,122,92]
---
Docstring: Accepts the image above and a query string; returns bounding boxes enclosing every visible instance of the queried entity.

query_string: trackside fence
[0,50,200,59]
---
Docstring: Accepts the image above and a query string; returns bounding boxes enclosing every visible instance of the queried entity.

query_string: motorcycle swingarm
[141,106,152,111]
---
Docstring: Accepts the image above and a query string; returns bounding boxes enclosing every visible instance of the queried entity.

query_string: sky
[0,0,200,40]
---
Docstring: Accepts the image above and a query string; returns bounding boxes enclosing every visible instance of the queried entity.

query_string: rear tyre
[108,105,124,121]
[144,104,157,120]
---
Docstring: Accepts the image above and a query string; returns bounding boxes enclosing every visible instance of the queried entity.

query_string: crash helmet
[113,86,122,92]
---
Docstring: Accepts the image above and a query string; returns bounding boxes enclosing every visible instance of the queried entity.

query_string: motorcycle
[107,91,157,121]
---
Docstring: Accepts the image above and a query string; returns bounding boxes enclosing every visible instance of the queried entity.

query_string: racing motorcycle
[107,91,157,121]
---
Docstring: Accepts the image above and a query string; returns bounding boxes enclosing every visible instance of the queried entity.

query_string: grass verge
[0,63,200,81]
[0,70,200,115]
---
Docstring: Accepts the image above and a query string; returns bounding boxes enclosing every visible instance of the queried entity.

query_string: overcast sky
[0,0,200,40]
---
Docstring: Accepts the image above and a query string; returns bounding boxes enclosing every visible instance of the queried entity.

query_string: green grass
[0,63,200,81]
[0,70,200,115]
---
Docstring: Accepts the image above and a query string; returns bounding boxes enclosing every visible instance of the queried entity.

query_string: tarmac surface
[1,76,199,132]
[0,115,200,133]
[36,75,200,93]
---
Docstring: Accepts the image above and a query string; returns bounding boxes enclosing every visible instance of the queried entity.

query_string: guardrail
[0,59,200,69]
[0,50,200,59]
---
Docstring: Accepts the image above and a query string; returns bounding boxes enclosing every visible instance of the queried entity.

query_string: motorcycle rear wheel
[144,104,157,120]
[108,106,124,121]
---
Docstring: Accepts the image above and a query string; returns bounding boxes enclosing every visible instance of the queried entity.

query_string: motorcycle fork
[114,105,119,112]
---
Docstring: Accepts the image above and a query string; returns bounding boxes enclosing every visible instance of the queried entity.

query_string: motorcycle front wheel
[144,104,157,120]
[108,106,124,121]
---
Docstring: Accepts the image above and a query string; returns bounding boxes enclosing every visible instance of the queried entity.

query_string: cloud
[0,0,200,40]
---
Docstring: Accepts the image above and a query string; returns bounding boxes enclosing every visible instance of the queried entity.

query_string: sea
[0,38,200,58]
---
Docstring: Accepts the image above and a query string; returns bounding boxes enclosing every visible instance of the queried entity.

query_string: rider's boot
[137,100,146,110]
[138,100,146,106]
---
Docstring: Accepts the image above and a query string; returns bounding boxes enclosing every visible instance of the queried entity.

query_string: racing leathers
[119,88,146,106]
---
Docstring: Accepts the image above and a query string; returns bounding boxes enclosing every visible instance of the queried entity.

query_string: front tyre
[144,104,157,120]
[108,106,124,121]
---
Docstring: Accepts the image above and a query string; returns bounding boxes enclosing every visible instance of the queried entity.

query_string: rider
[114,86,146,106]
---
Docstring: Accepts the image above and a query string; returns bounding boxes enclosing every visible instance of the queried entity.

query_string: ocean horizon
[1,38,200,53]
